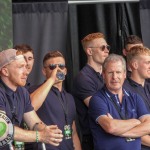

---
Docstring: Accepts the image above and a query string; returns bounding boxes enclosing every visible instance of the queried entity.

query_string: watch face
[0,112,13,148]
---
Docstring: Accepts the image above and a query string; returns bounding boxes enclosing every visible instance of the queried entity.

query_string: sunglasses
[89,45,110,51]
[47,64,66,70]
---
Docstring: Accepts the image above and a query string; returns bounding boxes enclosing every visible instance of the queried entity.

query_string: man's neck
[87,61,102,74]
[53,82,63,92]
[130,73,145,87]
[1,78,17,91]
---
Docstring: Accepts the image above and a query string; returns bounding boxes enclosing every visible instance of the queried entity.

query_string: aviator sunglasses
[47,64,66,70]
[89,45,110,51]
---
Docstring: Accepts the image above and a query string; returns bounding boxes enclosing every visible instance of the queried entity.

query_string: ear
[64,68,67,75]
[1,67,9,76]
[86,48,93,56]
[132,60,138,70]
[42,67,46,76]
[122,49,127,56]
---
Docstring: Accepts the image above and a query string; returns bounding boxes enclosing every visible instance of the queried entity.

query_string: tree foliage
[0,0,13,51]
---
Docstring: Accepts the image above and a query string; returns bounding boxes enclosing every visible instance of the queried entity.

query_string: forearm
[30,78,54,111]
[72,121,82,150]
[99,116,140,136]
[72,132,82,150]
[141,135,150,147]
[121,120,150,138]
[14,126,37,142]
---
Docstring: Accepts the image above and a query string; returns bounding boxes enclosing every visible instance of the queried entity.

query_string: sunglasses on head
[89,45,110,51]
[48,64,66,70]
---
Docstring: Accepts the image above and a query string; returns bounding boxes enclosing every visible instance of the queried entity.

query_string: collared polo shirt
[0,79,33,125]
[72,64,104,135]
[124,78,150,112]
[0,79,33,150]
[29,85,76,150]
[89,86,150,150]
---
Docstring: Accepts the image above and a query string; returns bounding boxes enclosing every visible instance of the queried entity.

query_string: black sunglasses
[89,45,110,51]
[48,64,66,70]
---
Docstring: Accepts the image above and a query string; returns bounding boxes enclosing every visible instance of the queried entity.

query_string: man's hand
[39,125,63,146]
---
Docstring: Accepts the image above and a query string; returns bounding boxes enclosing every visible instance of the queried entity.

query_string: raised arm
[30,68,57,111]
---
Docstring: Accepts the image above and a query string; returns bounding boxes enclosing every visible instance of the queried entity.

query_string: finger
[48,125,58,130]
[49,138,61,146]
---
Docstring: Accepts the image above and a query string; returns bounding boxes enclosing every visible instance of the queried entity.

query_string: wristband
[36,130,39,143]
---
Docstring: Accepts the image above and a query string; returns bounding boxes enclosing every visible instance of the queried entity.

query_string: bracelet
[36,130,39,143]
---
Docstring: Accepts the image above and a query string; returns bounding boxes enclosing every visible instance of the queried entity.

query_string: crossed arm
[97,113,150,138]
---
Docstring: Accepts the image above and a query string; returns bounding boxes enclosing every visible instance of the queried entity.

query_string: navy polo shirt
[0,79,33,125]
[89,86,150,150]
[72,64,104,135]
[0,79,33,150]
[29,85,76,150]
[124,78,150,150]
[124,78,150,112]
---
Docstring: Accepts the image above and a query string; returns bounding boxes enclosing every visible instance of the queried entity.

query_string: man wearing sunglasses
[72,32,110,150]
[29,50,81,150]
[0,49,63,150]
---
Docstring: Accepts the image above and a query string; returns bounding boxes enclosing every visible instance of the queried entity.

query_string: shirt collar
[127,77,143,87]
[0,79,15,96]
[104,85,129,99]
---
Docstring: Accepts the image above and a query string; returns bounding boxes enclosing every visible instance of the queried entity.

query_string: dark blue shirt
[124,78,150,112]
[89,86,150,150]
[72,64,104,135]
[29,85,76,150]
[0,79,33,150]
[124,78,150,150]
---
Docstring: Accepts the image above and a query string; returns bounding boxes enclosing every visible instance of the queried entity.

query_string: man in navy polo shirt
[124,46,150,150]
[89,54,150,150]
[29,50,81,150]
[73,32,110,150]
[0,49,63,150]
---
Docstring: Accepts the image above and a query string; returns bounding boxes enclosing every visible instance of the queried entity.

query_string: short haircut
[14,44,34,54]
[43,50,65,66]
[103,54,126,72]
[81,32,105,50]
[125,35,143,49]
[127,45,150,63]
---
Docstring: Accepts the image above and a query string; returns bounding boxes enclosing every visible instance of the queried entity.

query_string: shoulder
[0,87,6,99]
[90,88,107,104]
[28,84,42,93]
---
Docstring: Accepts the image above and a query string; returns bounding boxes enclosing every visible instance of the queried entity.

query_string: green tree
[0,0,13,51]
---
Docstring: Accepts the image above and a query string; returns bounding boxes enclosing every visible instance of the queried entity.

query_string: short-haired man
[29,50,81,150]
[14,44,34,89]
[124,46,150,150]
[0,49,63,150]
[73,32,110,150]
[89,54,150,150]
[123,35,143,57]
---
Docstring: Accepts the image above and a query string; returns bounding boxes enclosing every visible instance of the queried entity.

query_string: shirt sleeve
[89,93,108,122]
[0,88,7,112]
[21,87,34,113]
[73,73,99,101]
[135,94,150,118]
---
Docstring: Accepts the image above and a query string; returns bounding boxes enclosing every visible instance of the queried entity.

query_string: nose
[112,72,117,79]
